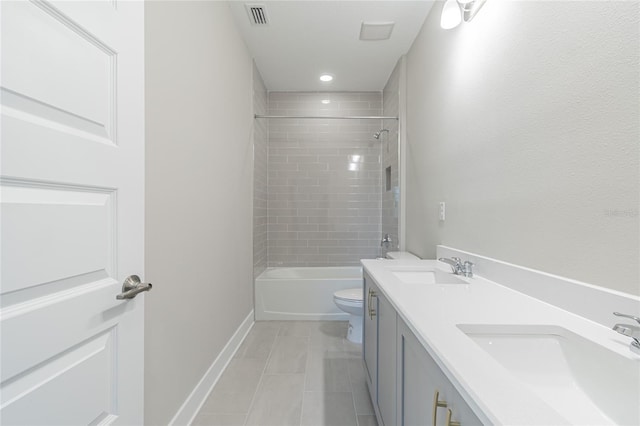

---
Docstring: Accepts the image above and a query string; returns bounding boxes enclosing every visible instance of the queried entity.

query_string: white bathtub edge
[254,267,363,321]
[256,311,349,321]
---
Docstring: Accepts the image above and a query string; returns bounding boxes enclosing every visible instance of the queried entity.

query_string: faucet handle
[614,312,640,325]
[463,261,474,278]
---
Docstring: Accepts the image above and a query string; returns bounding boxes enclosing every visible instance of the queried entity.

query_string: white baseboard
[169,310,254,426]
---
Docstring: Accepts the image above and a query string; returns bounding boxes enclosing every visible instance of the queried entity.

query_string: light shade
[319,74,334,82]
[462,0,488,22]
[440,0,462,29]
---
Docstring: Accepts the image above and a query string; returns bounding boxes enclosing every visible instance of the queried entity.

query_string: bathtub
[254,267,363,321]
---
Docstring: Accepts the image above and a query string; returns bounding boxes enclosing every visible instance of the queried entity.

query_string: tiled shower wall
[382,61,401,254]
[253,65,268,277]
[267,92,383,267]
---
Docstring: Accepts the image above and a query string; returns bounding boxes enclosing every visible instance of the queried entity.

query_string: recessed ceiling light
[319,74,334,82]
[321,99,331,104]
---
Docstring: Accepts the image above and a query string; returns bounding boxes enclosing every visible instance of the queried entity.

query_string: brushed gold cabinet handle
[369,290,377,318]
[432,390,448,426]
[446,408,461,426]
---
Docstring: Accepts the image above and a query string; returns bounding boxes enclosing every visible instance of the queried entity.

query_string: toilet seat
[334,288,363,303]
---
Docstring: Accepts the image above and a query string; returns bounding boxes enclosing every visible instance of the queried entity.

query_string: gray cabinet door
[377,292,397,426]
[399,320,434,426]
[363,273,379,404]
[398,319,484,426]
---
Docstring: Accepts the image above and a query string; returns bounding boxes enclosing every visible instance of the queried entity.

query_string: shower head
[374,129,390,139]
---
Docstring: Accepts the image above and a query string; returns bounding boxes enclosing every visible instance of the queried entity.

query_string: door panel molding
[2,0,117,144]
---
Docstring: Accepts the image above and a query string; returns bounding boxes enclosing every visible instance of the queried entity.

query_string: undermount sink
[458,324,640,425]
[390,268,467,285]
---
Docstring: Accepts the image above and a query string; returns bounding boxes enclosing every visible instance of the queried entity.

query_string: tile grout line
[242,324,282,426]
[345,330,361,426]
[344,338,362,426]
[298,334,310,426]
[199,321,362,426]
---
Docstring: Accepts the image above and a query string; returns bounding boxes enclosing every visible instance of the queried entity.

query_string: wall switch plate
[439,202,446,221]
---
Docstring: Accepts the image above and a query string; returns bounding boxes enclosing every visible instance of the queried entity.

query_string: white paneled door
[1,1,145,424]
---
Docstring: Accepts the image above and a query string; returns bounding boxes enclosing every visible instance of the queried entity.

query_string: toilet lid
[334,288,363,302]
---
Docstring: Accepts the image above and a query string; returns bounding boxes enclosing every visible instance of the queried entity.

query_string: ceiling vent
[245,4,269,26]
[359,22,395,41]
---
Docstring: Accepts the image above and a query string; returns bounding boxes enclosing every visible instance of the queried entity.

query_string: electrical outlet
[439,202,446,221]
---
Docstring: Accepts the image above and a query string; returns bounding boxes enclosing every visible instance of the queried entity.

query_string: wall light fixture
[440,0,487,29]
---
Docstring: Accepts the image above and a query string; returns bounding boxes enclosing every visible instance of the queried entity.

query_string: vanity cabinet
[364,270,483,426]
[397,319,483,426]
[363,272,397,426]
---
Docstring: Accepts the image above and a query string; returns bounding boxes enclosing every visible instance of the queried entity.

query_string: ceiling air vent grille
[246,4,269,26]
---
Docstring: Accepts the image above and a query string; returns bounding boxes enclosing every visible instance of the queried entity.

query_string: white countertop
[361,258,638,425]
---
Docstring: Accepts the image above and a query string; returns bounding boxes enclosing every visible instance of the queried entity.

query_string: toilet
[333,288,364,343]
[333,252,420,344]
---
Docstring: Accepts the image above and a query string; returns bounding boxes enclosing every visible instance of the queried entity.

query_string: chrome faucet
[381,233,392,248]
[613,312,640,354]
[438,257,474,277]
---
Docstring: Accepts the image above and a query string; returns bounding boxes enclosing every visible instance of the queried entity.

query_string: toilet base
[346,314,363,343]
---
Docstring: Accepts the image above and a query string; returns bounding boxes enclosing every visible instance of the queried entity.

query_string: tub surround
[362,248,640,425]
[255,266,363,320]
[266,92,384,267]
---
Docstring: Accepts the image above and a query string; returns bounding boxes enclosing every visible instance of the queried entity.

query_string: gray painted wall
[145,2,255,424]
[405,1,639,295]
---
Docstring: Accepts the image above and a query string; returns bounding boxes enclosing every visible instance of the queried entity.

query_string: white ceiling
[229,1,434,92]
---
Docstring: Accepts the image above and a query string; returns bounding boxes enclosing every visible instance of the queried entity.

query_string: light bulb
[440,0,461,29]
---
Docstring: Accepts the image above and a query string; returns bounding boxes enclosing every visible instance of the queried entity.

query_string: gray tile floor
[192,321,378,426]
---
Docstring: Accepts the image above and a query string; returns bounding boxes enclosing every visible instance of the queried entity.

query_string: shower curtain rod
[254,114,398,120]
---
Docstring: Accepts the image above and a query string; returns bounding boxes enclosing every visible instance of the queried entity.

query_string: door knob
[116,275,152,300]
